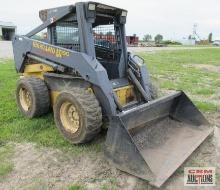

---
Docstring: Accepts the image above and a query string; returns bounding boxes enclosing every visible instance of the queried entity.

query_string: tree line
[143,33,213,44]
[143,34,163,43]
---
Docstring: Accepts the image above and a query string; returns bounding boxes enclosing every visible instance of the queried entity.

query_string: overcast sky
[0,0,220,40]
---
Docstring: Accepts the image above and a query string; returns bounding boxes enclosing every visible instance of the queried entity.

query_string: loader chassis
[21,62,135,107]
[12,1,213,188]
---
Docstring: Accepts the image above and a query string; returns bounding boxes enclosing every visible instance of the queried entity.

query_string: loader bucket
[104,91,213,188]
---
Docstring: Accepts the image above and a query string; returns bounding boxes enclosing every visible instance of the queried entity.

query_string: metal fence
[52,22,80,52]
[93,25,116,48]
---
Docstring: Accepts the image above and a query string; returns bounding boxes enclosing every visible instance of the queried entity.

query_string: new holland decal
[32,41,70,58]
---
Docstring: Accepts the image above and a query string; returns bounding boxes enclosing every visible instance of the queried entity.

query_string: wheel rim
[19,88,32,111]
[60,101,80,134]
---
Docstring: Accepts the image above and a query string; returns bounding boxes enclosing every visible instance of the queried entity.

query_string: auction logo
[184,167,215,186]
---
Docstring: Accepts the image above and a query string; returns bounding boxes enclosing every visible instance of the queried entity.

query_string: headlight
[88,4,96,11]
[121,11,127,17]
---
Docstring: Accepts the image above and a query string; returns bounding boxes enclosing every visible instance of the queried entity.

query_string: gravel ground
[0,41,13,58]
[0,119,219,190]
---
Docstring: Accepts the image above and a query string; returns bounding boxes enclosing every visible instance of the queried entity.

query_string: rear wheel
[54,88,102,144]
[16,77,50,118]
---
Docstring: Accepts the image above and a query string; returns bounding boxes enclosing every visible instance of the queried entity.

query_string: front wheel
[53,88,102,144]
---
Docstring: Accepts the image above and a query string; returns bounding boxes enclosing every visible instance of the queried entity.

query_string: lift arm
[13,36,117,116]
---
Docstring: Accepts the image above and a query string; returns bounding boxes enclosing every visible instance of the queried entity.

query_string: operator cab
[36,2,128,80]
[91,3,128,79]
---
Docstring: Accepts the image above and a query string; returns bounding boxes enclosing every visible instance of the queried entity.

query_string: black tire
[54,88,102,144]
[149,82,158,100]
[16,77,50,118]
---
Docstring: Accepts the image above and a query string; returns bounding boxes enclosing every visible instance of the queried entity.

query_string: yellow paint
[51,86,135,107]
[60,101,80,134]
[24,64,54,73]
[23,64,135,107]
[50,90,60,105]
[19,88,32,111]
[114,85,136,106]
[23,63,54,79]
[23,72,44,79]
[87,88,93,93]
[32,41,70,58]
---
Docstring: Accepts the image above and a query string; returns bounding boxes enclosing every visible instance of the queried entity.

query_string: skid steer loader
[12,2,213,187]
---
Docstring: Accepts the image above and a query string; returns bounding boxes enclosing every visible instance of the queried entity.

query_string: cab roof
[39,2,127,23]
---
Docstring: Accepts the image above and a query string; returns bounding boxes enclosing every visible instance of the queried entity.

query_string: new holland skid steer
[12,2,213,187]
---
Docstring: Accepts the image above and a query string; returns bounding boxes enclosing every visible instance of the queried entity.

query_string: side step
[104,91,213,187]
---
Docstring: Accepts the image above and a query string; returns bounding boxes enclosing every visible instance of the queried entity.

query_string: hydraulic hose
[128,68,151,102]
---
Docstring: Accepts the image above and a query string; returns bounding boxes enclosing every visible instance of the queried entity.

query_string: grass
[20,177,49,190]
[68,184,86,190]
[141,48,220,66]
[194,101,217,112]
[0,48,220,152]
[99,185,109,190]
[99,177,117,190]
[67,177,117,190]
[138,48,220,112]
[216,172,220,183]
[0,144,14,178]
[0,60,102,154]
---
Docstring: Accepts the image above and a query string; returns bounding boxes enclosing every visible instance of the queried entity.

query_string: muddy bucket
[104,91,213,188]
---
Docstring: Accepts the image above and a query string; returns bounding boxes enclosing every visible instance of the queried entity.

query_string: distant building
[179,38,196,46]
[93,32,139,47]
[213,38,220,41]
[0,21,17,41]
[126,35,139,46]
[94,32,116,43]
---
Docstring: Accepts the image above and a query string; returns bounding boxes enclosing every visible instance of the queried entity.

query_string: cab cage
[31,2,128,79]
